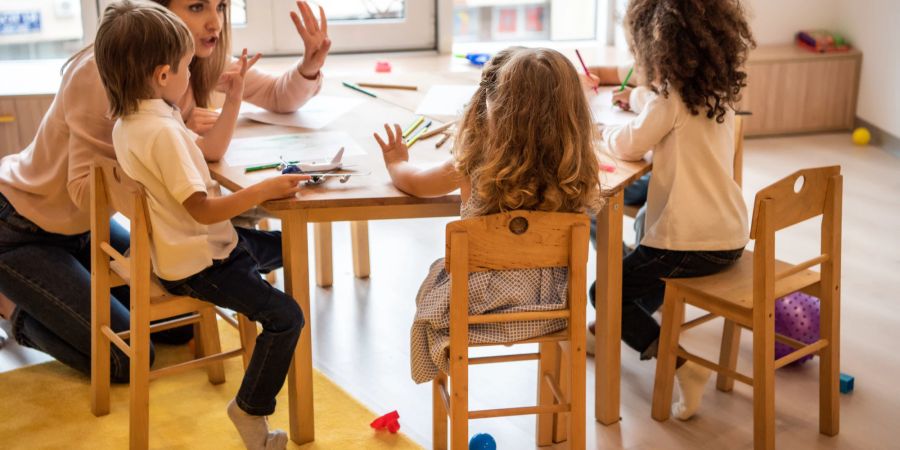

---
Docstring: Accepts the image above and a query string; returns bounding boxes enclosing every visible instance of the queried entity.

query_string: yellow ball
[852,127,871,146]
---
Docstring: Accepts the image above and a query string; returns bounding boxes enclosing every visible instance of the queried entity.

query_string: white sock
[227,399,285,450]
[264,430,288,450]
[671,361,711,420]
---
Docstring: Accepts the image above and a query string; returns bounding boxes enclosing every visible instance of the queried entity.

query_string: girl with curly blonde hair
[588,0,756,420]
[374,46,603,383]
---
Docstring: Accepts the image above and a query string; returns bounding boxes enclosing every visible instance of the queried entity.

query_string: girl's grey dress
[409,196,570,383]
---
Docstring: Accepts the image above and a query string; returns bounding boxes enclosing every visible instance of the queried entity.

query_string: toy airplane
[280,147,369,185]
[244,147,347,173]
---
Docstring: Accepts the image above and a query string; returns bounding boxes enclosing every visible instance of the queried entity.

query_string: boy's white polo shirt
[113,99,238,281]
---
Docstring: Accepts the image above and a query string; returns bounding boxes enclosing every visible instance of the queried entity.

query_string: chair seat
[664,250,820,312]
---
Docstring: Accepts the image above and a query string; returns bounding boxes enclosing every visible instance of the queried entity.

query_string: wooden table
[210,58,649,443]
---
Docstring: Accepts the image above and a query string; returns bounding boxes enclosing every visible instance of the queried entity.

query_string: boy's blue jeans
[0,193,192,382]
[590,245,743,358]
[162,227,304,416]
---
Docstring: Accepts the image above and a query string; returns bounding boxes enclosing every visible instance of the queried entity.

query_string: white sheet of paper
[240,95,364,130]
[415,85,479,117]
[224,131,366,167]
[590,88,637,126]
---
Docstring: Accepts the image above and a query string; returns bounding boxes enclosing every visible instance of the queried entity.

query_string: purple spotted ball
[774,292,820,365]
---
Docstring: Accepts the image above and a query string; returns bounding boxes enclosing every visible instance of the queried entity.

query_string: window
[234,0,436,54]
[452,0,599,44]
[0,0,84,61]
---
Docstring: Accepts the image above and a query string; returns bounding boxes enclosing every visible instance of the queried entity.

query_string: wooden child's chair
[433,211,589,450]
[90,161,259,450]
[651,166,842,450]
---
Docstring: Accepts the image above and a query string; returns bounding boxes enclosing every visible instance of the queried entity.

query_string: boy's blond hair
[454,47,604,216]
[94,0,194,118]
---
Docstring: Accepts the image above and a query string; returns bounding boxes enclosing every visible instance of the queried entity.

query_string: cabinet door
[14,96,54,151]
[0,98,21,157]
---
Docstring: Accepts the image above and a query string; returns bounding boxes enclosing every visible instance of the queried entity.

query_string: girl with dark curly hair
[588,0,756,420]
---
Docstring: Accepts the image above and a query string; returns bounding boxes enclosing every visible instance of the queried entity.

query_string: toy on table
[796,30,850,53]
[468,433,496,450]
[852,127,871,146]
[370,410,401,434]
[840,373,854,394]
[274,147,369,184]
[455,53,491,66]
[375,60,392,73]
[774,291,820,365]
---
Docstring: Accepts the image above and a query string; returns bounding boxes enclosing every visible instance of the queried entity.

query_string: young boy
[94,2,309,449]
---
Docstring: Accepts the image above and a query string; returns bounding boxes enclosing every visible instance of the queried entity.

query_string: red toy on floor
[370,410,401,434]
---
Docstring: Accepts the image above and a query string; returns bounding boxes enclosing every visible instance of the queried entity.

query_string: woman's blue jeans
[0,192,191,382]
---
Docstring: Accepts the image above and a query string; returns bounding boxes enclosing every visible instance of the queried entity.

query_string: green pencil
[342,81,377,98]
[244,160,299,173]
[618,66,634,92]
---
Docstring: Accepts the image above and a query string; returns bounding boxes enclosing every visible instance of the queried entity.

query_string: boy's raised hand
[218,48,262,103]
[254,174,311,201]
[373,124,409,167]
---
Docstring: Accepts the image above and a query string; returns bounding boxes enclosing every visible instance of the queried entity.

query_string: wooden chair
[623,114,745,219]
[432,211,589,450]
[651,166,842,450]
[90,161,259,450]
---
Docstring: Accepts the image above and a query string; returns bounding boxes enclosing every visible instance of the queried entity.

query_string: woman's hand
[186,108,219,135]
[373,124,409,168]
[612,87,633,111]
[218,48,261,105]
[291,1,331,79]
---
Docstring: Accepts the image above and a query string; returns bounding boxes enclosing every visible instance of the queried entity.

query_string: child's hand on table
[612,87,633,111]
[374,123,410,168]
[254,174,311,201]
[579,72,601,94]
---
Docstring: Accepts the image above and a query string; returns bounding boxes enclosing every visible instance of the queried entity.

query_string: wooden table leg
[595,191,623,425]
[313,222,333,287]
[350,221,370,278]
[281,211,315,444]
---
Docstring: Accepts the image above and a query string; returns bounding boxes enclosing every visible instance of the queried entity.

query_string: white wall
[744,0,839,44]
[836,0,900,137]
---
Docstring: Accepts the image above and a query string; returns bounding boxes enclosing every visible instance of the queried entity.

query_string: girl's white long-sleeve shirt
[602,87,749,251]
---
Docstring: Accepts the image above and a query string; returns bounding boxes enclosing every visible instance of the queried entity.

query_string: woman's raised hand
[291,1,331,79]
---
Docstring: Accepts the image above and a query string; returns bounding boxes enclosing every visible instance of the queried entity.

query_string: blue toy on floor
[469,433,496,450]
[840,373,854,393]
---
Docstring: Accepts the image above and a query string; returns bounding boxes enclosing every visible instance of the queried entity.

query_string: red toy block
[371,410,401,434]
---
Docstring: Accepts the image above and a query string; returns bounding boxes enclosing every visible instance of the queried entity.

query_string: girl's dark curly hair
[625,0,756,123]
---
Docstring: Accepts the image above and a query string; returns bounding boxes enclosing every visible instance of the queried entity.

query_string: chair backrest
[733,115,745,188]
[445,210,590,329]
[749,165,841,239]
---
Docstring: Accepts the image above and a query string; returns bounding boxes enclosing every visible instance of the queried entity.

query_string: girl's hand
[373,123,409,167]
[291,1,331,79]
[579,72,601,94]
[186,107,219,135]
[612,87,632,111]
[218,48,262,104]
[255,174,311,201]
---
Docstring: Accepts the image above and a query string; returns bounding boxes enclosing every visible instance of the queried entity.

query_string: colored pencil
[575,49,598,94]
[406,120,433,148]
[419,121,456,140]
[403,116,425,139]
[342,81,377,97]
[357,82,418,91]
[619,67,634,92]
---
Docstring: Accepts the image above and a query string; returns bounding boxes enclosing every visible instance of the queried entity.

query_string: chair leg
[313,222,333,287]
[433,373,449,450]
[716,319,742,392]
[91,288,112,416]
[652,286,684,421]
[197,308,226,385]
[237,314,258,371]
[130,307,151,450]
[553,343,571,444]
[449,361,468,450]
[568,324,587,450]
[819,289,840,436]
[537,342,561,446]
[753,302,776,450]
[350,221,371,278]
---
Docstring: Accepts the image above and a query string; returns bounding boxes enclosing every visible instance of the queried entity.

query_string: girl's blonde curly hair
[454,47,604,217]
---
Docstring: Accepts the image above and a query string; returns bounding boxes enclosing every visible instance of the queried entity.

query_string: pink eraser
[375,61,392,73]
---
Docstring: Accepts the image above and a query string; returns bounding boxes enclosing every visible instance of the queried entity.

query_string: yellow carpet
[0,323,422,450]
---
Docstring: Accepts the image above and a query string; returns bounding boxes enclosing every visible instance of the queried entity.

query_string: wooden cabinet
[740,45,861,137]
[0,95,55,157]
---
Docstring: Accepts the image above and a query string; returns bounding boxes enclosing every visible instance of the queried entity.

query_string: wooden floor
[2,132,899,448]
